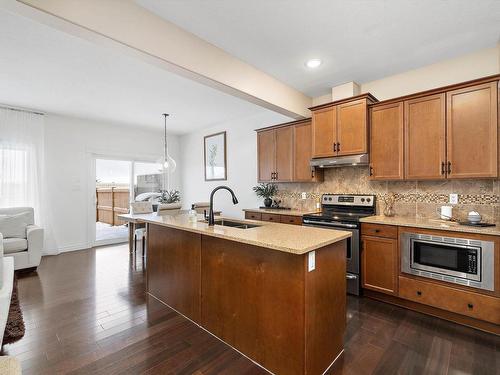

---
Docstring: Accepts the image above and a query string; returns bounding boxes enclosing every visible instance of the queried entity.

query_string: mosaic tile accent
[276,166,500,220]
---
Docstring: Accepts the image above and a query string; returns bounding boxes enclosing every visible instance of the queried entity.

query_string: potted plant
[157,189,182,213]
[252,183,278,208]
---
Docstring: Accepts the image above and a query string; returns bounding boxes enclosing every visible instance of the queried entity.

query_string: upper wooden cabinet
[310,94,377,158]
[369,75,499,180]
[257,119,322,183]
[257,129,276,182]
[405,93,446,180]
[294,121,323,182]
[369,102,404,180]
[446,82,498,178]
[312,107,336,158]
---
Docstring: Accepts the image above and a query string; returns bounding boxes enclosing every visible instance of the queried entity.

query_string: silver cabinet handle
[346,274,357,280]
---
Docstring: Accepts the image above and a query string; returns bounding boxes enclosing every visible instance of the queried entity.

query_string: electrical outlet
[301,192,307,199]
[308,251,315,272]
[449,193,458,205]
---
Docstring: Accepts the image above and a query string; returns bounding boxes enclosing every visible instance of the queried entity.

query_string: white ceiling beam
[6,0,311,118]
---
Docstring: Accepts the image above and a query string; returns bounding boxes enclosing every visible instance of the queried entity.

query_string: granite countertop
[243,208,319,217]
[119,213,351,254]
[360,215,500,237]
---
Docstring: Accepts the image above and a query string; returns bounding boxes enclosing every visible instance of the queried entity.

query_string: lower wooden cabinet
[244,211,302,225]
[399,276,500,325]
[361,229,398,295]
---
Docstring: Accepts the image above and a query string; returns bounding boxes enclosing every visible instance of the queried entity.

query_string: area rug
[2,277,25,345]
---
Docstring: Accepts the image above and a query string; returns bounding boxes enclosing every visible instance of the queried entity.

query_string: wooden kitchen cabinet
[404,93,446,180]
[369,102,404,180]
[337,99,369,155]
[257,129,276,182]
[446,82,498,178]
[311,94,377,159]
[275,126,294,182]
[256,119,322,183]
[294,121,323,182]
[312,106,336,158]
[257,127,293,182]
[361,229,398,295]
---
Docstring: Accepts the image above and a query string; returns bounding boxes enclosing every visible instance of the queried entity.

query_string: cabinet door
[446,82,498,178]
[257,129,275,182]
[404,94,446,179]
[369,102,404,180]
[361,236,398,295]
[275,126,293,182]
[337,99,368,156]
[294,121,320,182]
[312,106,336,158]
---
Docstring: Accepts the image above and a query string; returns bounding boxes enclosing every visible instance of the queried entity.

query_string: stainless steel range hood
[310,154,369,168]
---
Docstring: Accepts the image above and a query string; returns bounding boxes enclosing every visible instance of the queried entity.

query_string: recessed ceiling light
[305,59,322,69]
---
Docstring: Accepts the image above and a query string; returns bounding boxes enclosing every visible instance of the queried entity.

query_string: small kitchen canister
[440,206,453,220]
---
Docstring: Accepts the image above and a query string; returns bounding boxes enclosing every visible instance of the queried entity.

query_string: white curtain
[0,107,57,254]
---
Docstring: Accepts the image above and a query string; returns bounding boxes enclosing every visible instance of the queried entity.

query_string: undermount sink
[200,219,261,229]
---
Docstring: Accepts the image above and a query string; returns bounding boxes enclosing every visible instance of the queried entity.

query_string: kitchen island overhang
[124,213,351,375]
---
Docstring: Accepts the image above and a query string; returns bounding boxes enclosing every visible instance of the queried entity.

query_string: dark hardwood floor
[3,244,498,374]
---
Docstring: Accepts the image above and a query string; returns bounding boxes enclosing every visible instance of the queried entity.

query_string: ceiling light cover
[305,59,322,68]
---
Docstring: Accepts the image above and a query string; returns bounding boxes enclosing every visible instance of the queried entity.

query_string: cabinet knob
[337,142,340,152]
[447,161,452,174]
[467,303,474,309]
[374,229,380,233]
[333,143,337,152]
[441,162,445,175]
[416,291,422,296]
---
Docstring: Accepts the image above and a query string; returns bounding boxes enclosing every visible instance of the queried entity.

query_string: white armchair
[0,207,43,271]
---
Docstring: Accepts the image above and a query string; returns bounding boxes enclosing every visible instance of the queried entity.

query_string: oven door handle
[303,219,358,229]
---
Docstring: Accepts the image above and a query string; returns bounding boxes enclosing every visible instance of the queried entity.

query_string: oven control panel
[322,194,376,207]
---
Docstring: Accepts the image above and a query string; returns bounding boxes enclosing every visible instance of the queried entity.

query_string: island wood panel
[257,129,275,182]
[336,99,368,156]
[312,106,336,158]
[446,81,498,178]
[147,224,202,323]
[275,126,294,181]
[404,93,446,179]
[201,236,306,375]
[304,239,346,375]
[369,102,404,180]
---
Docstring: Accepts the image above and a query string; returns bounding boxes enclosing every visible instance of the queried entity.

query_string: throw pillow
[0,212,31,239]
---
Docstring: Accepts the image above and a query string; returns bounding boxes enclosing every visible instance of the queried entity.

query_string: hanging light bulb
[159,113,176,173]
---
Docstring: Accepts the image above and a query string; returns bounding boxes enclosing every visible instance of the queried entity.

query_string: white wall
[44,114,180,254]
[180,111,290,219]
[360,46,500,100]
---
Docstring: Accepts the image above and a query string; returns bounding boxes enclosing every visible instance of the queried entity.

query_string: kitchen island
[120,213,351,375]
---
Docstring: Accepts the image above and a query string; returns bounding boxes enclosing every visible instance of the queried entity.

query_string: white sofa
[0,233,15,347]
[0,207,43,271]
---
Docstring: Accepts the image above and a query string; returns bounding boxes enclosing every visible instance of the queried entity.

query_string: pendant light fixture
[161,113,176,173]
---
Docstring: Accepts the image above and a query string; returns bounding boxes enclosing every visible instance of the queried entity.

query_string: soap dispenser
[188,204,197,222]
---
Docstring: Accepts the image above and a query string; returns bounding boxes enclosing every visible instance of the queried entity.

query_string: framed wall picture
[204,131,227,181]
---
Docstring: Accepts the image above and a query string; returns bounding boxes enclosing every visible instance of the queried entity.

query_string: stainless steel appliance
[401,232,494,291]
[303,194,376,295]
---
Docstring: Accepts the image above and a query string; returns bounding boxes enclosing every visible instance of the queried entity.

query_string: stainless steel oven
[303,194,376,296]
[401,232,494,291]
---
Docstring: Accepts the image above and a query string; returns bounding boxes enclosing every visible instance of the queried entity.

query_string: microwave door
[410,239,481,282]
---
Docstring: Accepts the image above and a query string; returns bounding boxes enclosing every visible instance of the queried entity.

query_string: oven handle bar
[302,219,358,229]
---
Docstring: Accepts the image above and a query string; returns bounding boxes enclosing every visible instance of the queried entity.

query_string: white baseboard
[56,243,90,254]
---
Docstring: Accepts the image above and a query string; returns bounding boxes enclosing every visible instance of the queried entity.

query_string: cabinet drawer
[398,276,500,324]
[261,213,281,222]
[361,223,397,239]
[245,212,262,221]
[280,215,302,225]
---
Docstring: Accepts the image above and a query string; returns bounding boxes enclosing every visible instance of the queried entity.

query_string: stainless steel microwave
[401,232,494,291]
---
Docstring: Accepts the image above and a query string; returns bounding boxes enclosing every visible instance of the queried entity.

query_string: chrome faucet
[205,186,239,225]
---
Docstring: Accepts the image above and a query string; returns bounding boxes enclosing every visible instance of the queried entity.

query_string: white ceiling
[138,0,500,97]
[0,8,277,134]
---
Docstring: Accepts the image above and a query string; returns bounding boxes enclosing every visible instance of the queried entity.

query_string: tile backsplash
[276,167,500,222]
